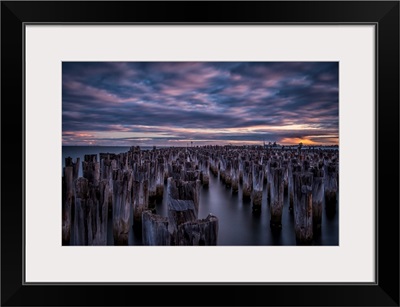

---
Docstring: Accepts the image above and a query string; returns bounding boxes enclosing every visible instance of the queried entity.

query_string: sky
[62,62,338,147]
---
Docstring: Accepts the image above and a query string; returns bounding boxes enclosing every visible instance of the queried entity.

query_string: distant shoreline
[62,144,340,148]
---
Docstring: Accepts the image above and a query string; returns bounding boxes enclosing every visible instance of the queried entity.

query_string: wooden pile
[62,145,338,246]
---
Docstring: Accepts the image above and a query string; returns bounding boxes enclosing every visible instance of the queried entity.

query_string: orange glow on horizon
[280,137,338,146]
[280,138,318,146]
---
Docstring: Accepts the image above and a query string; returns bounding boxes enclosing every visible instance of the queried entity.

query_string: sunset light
[62,62,338,147]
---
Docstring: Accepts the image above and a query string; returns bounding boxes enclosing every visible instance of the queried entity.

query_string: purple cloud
[62,62,338,146]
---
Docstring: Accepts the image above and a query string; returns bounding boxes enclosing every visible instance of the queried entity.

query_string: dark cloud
[62,62,339,146]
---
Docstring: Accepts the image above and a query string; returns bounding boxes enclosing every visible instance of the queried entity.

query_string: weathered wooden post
[199,157,210,187]
[293,172,313,245]
[99,153,116,180]
[270,167,284,229]
[251,162,264,214]
[267,160,279,204]
[148,160,158,208]
[263,158,269,185]
[224,159,232,188]
[100,153,117,213]
[133,163,150,230]
[209,156,219,177]
[282,159,289,195]
[231,158,239,194]
[65,156,80,181]
[117,152,130,171]
[200,170,209,187]
[87,180,109,245]
[311,167,324,233]
[62,166,74,245]
[64,156,80,230]
[113,170,132,245]
[302,159,311,172]
[82,154,100,186]
[297,142,303,157]
[242,160,252,200]
[266,160,271,203]
[168,177,200,216]
[169,162,182,180]
[182,170,200,182]
[325,162,338,216]
[71,175,110,245]
[163,152,170,183]
[241,156,248,184]
[219,157,227,183]
[177,214,219,245]
[156,157,165,201]
[167,178,198,245]
[73,177,89,245]
[142,210,171,245]
[288,159,300,213]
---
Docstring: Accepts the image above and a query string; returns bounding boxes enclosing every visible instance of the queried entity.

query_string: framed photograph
[1,1,399,306]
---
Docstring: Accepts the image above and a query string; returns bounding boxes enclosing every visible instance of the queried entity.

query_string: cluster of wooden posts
[62,145,338,246]
[62,146,218,246]
[207,145,339,244]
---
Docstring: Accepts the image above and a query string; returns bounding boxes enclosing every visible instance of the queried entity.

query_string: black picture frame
[1,1,399,306]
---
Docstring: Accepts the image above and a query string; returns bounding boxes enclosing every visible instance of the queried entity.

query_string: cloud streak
[62,62,339,146]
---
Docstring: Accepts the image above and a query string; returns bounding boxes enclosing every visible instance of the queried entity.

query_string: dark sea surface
[62,146,339,246]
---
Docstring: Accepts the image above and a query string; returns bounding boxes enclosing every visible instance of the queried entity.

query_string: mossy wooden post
[311,167,324,233]
[293,172,313,245]
[142,210,171,245]
[177,214,219,245]
[133,163,150,230]
[270,167,284,229]
[62,166,74,245]
[73,178,89,245]
[251,162,264,214]
[113,170,132,245]
[325,162,338,216]
[242,160,252,200]
[82,154,100,186]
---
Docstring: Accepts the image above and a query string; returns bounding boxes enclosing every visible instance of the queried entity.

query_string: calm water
[62,146,339,246]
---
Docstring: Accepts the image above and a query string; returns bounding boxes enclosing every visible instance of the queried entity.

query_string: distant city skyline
[62,62,339,147]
